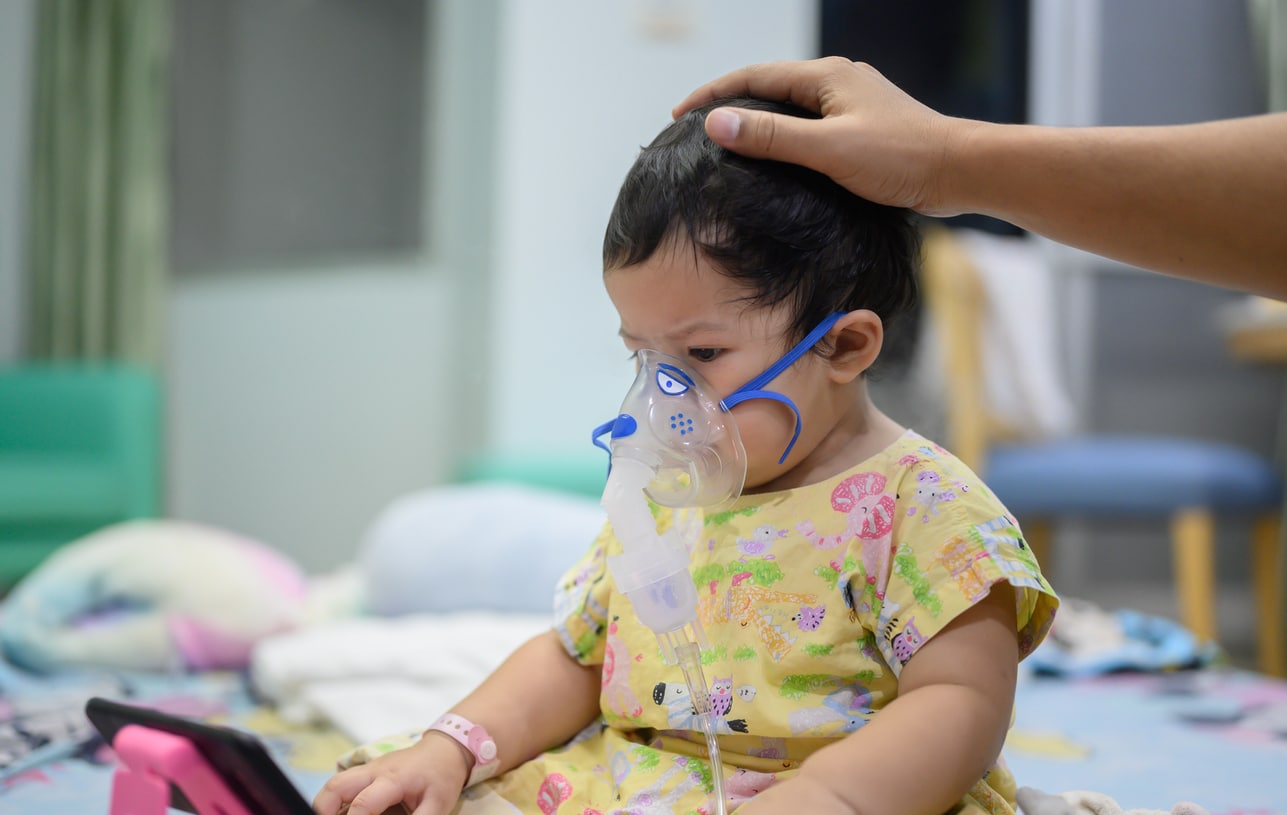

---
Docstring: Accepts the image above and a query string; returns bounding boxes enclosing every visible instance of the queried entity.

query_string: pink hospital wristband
[426,713,499,787]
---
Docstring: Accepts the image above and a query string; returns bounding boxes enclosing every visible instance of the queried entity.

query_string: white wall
[167,264,453,573]
[0,0,34,361]
[485,0,819,453]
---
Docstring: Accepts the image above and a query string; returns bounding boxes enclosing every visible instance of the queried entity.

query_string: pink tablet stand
[109,724,254,815]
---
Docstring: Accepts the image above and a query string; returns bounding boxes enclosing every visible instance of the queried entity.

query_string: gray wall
[0,0,34,362]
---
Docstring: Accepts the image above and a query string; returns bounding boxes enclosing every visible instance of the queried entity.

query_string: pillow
[0,521,307,673]
[358,483,606,616]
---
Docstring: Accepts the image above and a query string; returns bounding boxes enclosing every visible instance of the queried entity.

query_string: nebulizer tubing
[601,455,729,815]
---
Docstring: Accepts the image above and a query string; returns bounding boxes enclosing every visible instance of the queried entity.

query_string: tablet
[85,696,315,815]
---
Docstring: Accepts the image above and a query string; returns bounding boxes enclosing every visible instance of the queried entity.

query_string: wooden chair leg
[1171,509,1217,643]
[1023,519,1054,578]
[1252,513,1285,677]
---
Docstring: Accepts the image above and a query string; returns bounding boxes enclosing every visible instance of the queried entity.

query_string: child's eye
[689,348,721,363]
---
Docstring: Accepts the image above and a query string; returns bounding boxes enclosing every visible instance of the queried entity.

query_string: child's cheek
[732,405,797,475]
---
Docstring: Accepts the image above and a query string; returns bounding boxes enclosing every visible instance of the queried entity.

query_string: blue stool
[987,435,1282,675]
[920,227,1284,676]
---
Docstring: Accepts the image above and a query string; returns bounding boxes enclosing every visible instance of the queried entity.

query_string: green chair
[0,363,162,587]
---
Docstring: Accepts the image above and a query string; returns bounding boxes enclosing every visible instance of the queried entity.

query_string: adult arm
[313,629,602,815]
[736,584,1019,815]
[675,58,1287,298]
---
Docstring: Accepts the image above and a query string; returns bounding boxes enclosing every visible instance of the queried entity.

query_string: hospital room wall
[481,1,820,454]
[171,0,819,573]
[0,1,1277,584]
[162,4,470,575]
[213,0,817,571]
[0,1,816,574]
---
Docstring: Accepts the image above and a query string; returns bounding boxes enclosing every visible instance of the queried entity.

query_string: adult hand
[312,734,469,815]
[673,57,979,216]
[678,58,1287,297]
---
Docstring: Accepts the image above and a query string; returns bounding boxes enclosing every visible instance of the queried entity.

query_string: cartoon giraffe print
[728,583,820,662]
[697,578,819,662]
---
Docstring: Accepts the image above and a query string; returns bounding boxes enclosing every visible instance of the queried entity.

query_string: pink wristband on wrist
[426,713,499,787]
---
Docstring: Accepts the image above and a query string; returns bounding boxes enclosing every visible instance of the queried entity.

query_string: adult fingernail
[706,108,741,142]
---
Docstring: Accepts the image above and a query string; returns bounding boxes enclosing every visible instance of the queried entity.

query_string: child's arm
[312,629,602,815]
[739,584,1019,815]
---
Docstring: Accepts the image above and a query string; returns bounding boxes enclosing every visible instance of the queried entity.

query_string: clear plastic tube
[669,636,728,815]
[602,461,728,815]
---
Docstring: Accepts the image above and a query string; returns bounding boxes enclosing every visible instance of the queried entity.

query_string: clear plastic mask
[592,312,845,506]
[593,350,747,508]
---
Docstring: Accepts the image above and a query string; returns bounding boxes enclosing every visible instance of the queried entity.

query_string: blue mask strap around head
[720,312,846,465]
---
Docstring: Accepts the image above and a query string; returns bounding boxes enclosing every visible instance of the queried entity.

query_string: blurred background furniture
[1221,296,1287,678]
[0,363,162,589]
[454,449,606,501]
[920,228,1284,676]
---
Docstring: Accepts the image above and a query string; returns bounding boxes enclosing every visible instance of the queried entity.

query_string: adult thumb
[704,107,820,169]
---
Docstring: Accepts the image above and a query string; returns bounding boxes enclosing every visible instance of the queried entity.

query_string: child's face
[604,241,841,492]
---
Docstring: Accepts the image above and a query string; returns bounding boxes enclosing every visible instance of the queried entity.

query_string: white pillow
[358,483,606,616]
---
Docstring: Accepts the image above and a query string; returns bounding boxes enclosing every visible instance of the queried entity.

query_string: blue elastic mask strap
[592,419,615,456]
[720,312,846,464]
[591,418,617,479]
[722,389,801,464]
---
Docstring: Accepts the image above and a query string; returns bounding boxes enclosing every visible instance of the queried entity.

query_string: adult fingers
[672,57,857,118]
[702,105,841,173]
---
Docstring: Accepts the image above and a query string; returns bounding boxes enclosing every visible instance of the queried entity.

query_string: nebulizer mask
[590,313,843,814]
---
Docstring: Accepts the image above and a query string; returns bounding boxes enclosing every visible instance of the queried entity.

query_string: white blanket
[249,612,551,742]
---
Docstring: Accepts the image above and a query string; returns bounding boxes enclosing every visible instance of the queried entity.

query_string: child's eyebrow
[618,320,729,344]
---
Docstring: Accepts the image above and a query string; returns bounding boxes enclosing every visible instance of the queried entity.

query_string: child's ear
[824,310,884,383]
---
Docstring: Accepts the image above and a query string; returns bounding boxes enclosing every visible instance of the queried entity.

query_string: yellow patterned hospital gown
[350,431,1059,815]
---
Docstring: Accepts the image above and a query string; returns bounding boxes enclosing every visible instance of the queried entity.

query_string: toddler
[314,97,1058,815]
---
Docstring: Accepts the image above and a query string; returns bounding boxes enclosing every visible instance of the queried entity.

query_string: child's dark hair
[603,97,920,352]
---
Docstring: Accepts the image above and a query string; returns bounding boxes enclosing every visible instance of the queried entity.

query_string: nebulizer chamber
[595,350,746,815]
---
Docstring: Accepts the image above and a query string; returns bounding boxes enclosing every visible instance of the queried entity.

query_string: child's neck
[753,390,906,495]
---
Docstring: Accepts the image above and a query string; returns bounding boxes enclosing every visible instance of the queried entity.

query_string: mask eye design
[656,364,694,396]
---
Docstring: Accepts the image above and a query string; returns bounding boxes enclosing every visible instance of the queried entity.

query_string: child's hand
[732,773,855,815]
[312,734,471,815]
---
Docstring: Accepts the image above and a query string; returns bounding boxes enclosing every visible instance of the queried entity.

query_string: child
[314,98,1058,815]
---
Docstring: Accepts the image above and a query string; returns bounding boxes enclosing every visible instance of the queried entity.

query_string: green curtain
[27,0,171,365]
[1250,0,1287,112]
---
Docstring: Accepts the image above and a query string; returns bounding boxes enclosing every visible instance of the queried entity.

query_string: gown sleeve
[846,461,1059,676]
[553,521,616,666]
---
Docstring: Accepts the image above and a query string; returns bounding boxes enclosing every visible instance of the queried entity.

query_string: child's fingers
[313,766,375,814]
[346,775,411,815]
